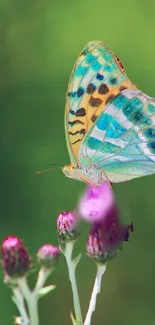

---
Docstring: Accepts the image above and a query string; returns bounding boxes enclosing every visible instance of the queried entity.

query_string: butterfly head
[62,164,106,186]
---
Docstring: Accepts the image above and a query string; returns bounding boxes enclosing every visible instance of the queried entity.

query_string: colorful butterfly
[62,41,155,185]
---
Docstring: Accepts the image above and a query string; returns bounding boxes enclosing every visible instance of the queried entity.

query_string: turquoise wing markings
[79,89,155,182]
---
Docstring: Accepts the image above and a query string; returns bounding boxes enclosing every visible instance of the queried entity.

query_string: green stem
[34,267,52,293]
[12,286,29,325]
[27,295,39,325]
[84,264,106,325]
[65,242,83,324]
[18,277,39,325]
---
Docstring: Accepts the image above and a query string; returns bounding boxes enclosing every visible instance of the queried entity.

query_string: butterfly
[62,41,155,185]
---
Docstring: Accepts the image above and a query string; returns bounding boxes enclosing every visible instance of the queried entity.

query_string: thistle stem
[84,264,106,325]
[26,295,39,325]
[34,267,52,293]
[65,242,83,325]
[17,277,39,325]
[12,286,29,325]
[17,268,53,325]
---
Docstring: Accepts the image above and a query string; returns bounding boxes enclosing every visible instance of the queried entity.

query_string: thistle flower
[79,183,134,263]
[87,221,133,264]
[79,182,115,223]
[37,244,60,268]
[1,236,30,278]
[57,211,79,242]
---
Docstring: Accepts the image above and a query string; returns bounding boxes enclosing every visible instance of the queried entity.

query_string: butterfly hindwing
[65,41,137,166]
[79,89,155,182]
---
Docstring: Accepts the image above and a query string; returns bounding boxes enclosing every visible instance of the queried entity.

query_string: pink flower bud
[57,211,79,242]
[1,236,30,277]
[37,244,60,268]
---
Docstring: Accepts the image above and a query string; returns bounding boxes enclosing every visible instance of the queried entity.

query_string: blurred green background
[1,0,155,324]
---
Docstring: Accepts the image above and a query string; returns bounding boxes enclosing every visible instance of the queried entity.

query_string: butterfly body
[63,41,155,185]
[63,164,105,185]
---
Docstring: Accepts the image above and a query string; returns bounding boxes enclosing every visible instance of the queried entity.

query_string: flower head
[87,221,133,264]
[79,182,115,223]
[37,244,60,268]
[80,183,134,263]
[1,236,30,278]
[57,211,79,243]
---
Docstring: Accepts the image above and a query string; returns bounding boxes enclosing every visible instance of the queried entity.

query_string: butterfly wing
[79,89,155,182]
[65,41,137,166]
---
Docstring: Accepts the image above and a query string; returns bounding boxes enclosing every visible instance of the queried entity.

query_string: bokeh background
[1,0,155,324]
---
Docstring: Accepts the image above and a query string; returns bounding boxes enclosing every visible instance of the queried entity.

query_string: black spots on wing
[87,83,96,94]
[70,109,76,115]
[67,87,85,99]
[70,108,86,116]
[72,139,82,145]
[80,128,85,134]
[91,114,97,122]
[89,97,102,107]
[109,77,117,85]
[98,83,109,95]
[96,73,104,81]
[68,119,84,126]
[120,86,127,92]
[77,87,84,98]
[105,95,116,104]
[69,129,85,136]
[76,108,86,116]
[80,50,86,56]
[70,127,86,145]
[67,91,76,98]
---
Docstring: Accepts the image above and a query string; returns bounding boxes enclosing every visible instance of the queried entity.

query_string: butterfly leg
[99,169,113,188]
[80,175,95,186]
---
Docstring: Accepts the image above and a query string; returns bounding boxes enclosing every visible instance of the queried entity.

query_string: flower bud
[57,211,79,242]
[87,222,133,264]
[37,244,60,268]
[1,236,30,278]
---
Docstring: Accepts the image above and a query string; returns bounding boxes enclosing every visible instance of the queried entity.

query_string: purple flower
[87,218,133,264]
[37,244,60,268]
[79,183,134,263]
[57,211,80,242]
[78,182,115,223]
[1,236,30,278]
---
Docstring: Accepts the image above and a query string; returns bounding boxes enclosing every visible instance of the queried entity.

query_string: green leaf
[38,285,56,297]
[70,312,81,325]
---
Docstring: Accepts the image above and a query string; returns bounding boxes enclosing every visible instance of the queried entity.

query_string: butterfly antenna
[35,164,62,175]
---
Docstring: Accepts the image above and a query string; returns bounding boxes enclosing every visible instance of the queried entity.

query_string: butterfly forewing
[65,41,137,166]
